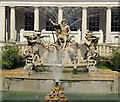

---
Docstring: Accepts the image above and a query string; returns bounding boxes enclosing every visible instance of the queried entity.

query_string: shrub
[110,49,120,71]
[96,48,120,71]
[2,43,25,69]
[96,56,112,69]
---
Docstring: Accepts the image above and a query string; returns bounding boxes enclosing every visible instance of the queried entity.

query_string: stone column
[20,29,27,42]
[0,5,5,42]
[58,6,63,23]
[0,44,3,98]
[34,6,39,31]
[10,6,16,41]
[105,6,111,43]
[99,30,103,43]
[82,6,87,41]
[99,46,102,55]
[78,29,81,43]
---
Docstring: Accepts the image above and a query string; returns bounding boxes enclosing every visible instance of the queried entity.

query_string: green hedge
[2,43,25,69]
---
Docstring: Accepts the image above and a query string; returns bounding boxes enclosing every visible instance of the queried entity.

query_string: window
[63,7,80,31]
[89,11,100,31]
[25,11,34,31]
[111,11,120,32]
[68,13,79,31]
[46,7,58,31]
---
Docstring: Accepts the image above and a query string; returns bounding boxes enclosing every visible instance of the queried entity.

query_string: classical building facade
[0,0,120,43]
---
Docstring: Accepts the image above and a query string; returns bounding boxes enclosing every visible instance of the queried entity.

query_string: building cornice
[0,1,119,7]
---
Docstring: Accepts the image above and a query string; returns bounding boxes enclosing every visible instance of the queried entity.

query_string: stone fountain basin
[36,63,88,68]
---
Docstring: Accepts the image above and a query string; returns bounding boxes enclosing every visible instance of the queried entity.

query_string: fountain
[23,11,99,100]
[23,21,99,72]
[23,20,99,101]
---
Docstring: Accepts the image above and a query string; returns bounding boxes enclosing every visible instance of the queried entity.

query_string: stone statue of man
[49,19,70,37]
[49,19,70,49]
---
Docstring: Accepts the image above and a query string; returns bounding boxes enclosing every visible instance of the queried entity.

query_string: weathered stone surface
[1,68,118,93]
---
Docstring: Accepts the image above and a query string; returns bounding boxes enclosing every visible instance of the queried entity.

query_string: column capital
[10,5,15,8]
[0,5,5,7]
[58,5,63,9]
[106,5,112,9]
[82,5,88,9]
[34,6,39,8]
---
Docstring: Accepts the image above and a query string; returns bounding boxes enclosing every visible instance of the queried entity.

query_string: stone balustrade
[4,29,120,57]
[20,29,104,43]
[20,29,82,43]
[15,43,119,57]
[97,43,120,56]
[1,42,120,57]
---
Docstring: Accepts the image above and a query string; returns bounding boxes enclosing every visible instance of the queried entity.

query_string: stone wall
[2,78,118,93]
